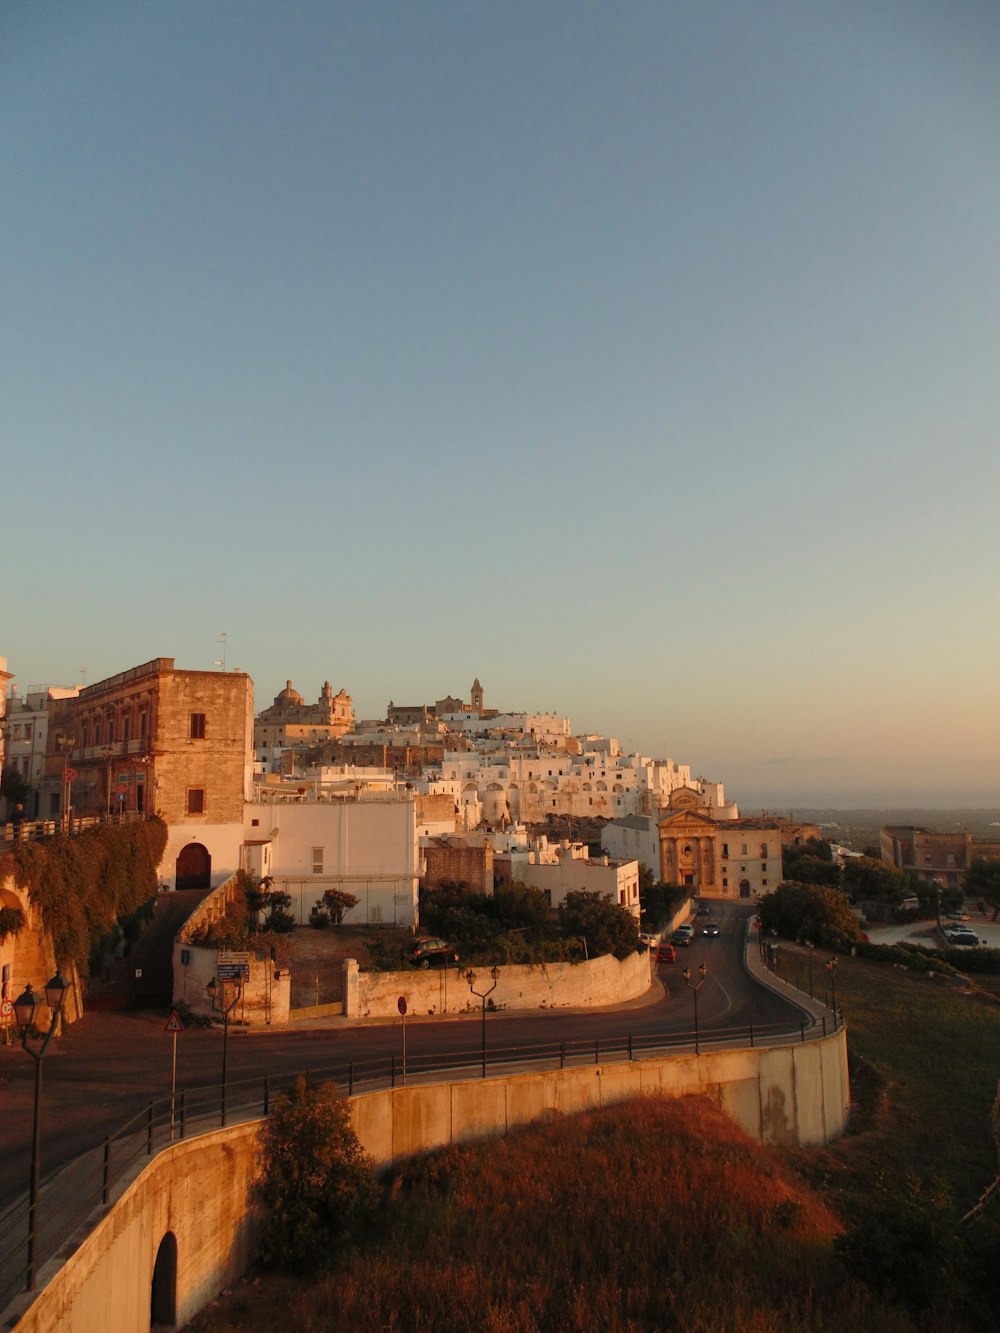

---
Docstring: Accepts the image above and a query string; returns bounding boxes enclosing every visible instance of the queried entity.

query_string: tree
[841,856,916,906]
[321,888,359,925]
[0,765,31,813]
[254,1076,378,1273]
[757,882,866,950]
[558,890,639,960]
[965,859,1000,920]
[640,879,686,932]
[781,853,841,888]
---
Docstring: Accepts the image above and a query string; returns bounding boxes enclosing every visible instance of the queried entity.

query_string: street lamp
[54,733,76,830]
[465,966,500,1078]
[681,963,708,1055]
[13,971,74,1291]
[805,941,815,998]
[206,975,243,1126]
[825,956,838,1023]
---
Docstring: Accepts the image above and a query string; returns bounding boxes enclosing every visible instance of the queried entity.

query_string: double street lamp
[681,963,708,1055]
[206,975,243,1126]
[465,966,500,1078]
[12,972,74,1291]
[825,956,838,1024]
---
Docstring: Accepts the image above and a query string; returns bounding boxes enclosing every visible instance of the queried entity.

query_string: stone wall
[352,948,652,1019]
[5,1029,850,1333]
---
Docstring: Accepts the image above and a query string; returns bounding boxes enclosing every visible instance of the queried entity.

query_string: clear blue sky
[4,2,999,808]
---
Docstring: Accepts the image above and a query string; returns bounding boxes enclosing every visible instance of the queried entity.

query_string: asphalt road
[0,902,803,1212]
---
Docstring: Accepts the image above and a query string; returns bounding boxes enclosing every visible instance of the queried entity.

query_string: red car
[411,937,459,968]
[656,942,677,965]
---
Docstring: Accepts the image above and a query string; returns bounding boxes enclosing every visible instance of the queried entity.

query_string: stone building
[72,658,253,889]
[255,679,354,770]
[880,825,1000,892]
[421,833,495,895]
[655,789,783,900]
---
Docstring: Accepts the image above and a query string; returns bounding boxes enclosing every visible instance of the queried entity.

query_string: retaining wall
[6,1027,849,1333]
[352,948,652,1018]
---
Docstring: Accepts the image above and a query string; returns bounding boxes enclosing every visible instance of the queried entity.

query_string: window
[762,863,767,873]
[312,847,324,874]
[722,843,729,858]
[187,788,205,815]
[190,713,207,740]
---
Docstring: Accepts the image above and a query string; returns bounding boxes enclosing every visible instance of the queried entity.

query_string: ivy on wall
[0,817,168,976]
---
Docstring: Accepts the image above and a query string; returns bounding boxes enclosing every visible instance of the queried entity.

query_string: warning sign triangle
[164,1009,185,1033]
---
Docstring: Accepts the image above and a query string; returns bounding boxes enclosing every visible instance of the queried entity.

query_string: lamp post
[825,956,838,1024]
[465,966,500,1077]
[681,963,708,1055]
[805,941,815,998]
[13,972,74,1291]
[54,732,76,831]
[206,975,243,1126]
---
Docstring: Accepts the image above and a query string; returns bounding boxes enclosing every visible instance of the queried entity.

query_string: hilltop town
[1,656,819,930]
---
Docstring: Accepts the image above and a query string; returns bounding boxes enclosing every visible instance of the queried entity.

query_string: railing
[0,1010,839,1310]
[0,812,149,847]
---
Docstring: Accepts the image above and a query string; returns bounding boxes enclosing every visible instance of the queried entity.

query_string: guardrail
[0,1008,840,1310]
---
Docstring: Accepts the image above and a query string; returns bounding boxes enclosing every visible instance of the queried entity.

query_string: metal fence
[0,1008,840,1312]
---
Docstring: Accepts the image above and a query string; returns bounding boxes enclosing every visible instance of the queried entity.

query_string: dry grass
[191,1096,909,1333]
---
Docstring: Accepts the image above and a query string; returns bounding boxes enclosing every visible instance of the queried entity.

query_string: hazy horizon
[4,2,998,806]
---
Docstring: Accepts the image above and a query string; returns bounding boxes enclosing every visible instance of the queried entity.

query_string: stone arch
[175,843,211,891]
[739,879,752,899]
[150,1230,177,1328]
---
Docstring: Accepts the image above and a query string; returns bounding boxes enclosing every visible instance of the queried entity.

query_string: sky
[3,1,999,809]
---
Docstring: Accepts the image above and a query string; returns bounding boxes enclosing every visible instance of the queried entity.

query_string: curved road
[0,903,805,1211]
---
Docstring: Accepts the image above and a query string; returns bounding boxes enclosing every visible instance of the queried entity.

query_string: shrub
[254,1077,378,1274]
[0,906,26,942]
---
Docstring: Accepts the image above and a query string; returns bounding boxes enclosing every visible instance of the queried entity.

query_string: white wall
[243,797,419,928]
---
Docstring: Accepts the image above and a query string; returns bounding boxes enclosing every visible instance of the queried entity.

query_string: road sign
[0,999,13,1018]
[63,767,78,781]
[218,963,250,980]
[164,1009,185,1033]
[116,783,127,795]
[218,951,251,964]
[397,996,407,1015]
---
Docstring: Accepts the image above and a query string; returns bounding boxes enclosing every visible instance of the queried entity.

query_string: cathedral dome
[275,680,304,706]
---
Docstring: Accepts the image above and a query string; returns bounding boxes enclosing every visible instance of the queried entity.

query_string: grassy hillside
[190,952,1000,1332]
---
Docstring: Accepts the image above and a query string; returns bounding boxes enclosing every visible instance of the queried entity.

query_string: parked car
[700,922,720,937]
[697,903,713,916]
[670,930,693,948]
[946,927,980,947]
[674,923,695,938]
[947,910,971,921]
[656,943,677,964]
[411,936,459,968]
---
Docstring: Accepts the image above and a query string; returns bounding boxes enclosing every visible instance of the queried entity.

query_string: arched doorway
[175,843,211,891]
[150,1231,177,1328]
[739,879,751,899]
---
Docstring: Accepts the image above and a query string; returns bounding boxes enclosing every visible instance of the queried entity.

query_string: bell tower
[470,677,484,714]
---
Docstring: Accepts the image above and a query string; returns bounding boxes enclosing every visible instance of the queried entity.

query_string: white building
[243,791,419,928]
[495,841,641,920]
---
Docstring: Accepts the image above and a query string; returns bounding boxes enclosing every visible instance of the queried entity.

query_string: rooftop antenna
[80,667,86,685]
[214,631,227,672]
